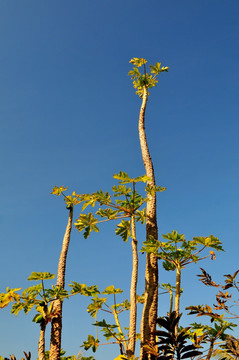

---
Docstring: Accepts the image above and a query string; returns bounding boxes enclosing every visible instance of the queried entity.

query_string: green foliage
[141,230,223,270]
[51,186,68,196]
[102,285,123,295]
[87,297,107,317]
[141,235,160,255]
[0,287,21,308]
[115,220,131,242]
[69,282,100,297]
[81,335,99,353]
[129,57,168,97]
[27,272,55,281]
[74,172,164,243]
[113,172,150,184]
[74,213,99,239]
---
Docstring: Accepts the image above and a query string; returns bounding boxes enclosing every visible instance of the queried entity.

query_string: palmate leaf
[51,186,68,196]
[112,184,132,197]
[81,334,99,353]
[135,209,146,224]
[102,285,123,295]
[22,284,43,298]
[162,230,185,243]
[115,220,131,242]
[0,288,21,308]
[96,208,119,220]
[11,301,34,316]
[65,192,80,206]
[141,236,160,255]
[149,62,169,75]
[46,285,69,300]
[94,190,111,205]
[193,235,224,251]
[27,272,55,281]
[113,172,150,184]
[129,57,147,67]
[69,282,99,297]
[145,184,166,196]
[74,213,99,239]
[87,297,107,317]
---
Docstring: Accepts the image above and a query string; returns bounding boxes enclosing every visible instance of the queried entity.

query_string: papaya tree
[49,187,81,360]
[141,231,223,325]
[73,171,165,358]
[128,57,168,360]
[0,272,69,360]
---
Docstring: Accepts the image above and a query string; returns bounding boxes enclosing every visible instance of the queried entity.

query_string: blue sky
[0,1,239,359]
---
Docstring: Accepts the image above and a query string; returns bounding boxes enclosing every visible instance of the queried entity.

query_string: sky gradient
[0,1,239,359]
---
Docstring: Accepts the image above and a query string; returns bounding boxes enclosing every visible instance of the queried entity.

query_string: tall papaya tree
[128,58,169,360]
[49,187,78,360]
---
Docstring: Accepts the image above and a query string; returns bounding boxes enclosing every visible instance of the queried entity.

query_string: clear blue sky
[0,1,239,359]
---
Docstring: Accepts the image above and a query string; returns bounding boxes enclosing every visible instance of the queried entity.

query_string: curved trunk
[49,206,73,360]
[139,86,159,360]
[127,215,138,357]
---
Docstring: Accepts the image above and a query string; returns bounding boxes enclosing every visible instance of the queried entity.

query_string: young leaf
[51,186,68,196]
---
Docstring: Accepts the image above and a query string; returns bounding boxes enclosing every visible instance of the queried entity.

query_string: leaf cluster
[74,172,165,241]
[141,231,223,271]
[129,58,169,97]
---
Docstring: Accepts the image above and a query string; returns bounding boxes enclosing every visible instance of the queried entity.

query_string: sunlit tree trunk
[127,214,138,357]
[139,86,159,360]
[174,265,181,335]
[49,206,73,360]
[38,319,46,360]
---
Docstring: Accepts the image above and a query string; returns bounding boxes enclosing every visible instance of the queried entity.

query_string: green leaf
[115,220,131,242]
[74,213,99,239]
[96,208,118,220]
[141,236,160,254]
[27,272,55,281]
[87,297,107,317]
[102,285,123,295]
[0,288,21,308]
[81,335,99,353]
[129,57,147,67]
[135,209,146,224]
[51,186,68,196]
[112,184,132,197]
[69,282,100,297]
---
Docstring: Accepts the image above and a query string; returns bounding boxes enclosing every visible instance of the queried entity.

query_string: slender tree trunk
[139,86,159,360]
[127,215,138,357]
[38,320,46,360]
[49,206,73,360]
[174,265,181,334]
